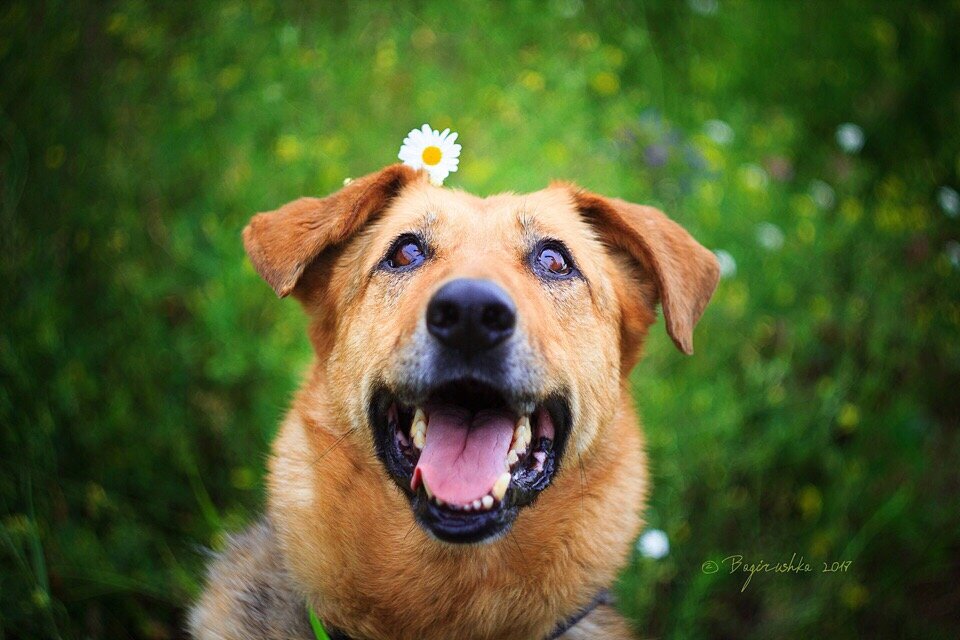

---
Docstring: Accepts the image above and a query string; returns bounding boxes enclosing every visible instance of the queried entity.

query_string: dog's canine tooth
[523,418,532,434]
[516,415,531,436]
[412,408,427,449]
[511,415,531,453]
[481,495,494,509]
[492,472,511,500]
[506,450,519,466]
[423,481,434,500]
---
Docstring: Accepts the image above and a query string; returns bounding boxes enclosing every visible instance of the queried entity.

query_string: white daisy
[714,249,737,278]
[398,124,461,185]
[938,186,959,218]
[637,529,670,559]
[755,222,785,251]
[835,123,865,154]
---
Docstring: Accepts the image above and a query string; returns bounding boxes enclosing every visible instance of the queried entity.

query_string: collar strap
[544,589,612,639]
[308,589,611,640]
[308,606,331,640]
[307,606,351,640]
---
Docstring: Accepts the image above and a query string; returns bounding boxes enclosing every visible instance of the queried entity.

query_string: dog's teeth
[463,503,472,511]
[412,408,427,449]
[492,472,511,500]
[512,416,532,451]
[507,416,531,464]
[481,495,494,509]
[423,481,434,499]
[472,499,482,510]
[516,415,531,436]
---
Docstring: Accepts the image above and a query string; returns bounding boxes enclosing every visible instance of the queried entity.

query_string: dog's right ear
[243,163,420,297]
[568,188,720,356]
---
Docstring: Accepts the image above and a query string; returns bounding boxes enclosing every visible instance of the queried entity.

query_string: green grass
[2,1,959,638]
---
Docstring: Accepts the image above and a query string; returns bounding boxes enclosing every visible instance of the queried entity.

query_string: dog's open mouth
[370,380,570,543]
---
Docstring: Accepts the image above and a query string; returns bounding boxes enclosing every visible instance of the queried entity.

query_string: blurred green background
[2,1,959,638]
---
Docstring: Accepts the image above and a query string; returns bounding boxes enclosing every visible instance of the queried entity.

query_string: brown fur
[190,165,719,640]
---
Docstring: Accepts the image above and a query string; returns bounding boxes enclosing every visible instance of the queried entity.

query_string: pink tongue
[412,404,515,505]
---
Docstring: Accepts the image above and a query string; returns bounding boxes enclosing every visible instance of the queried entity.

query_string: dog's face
[244,165,718,544]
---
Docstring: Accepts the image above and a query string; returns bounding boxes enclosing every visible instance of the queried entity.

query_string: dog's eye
[534,242,573,277]
[384,236,426,270]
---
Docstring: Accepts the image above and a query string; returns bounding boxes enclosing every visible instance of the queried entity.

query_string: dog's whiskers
[402,520,418,541]
[308,427,357,469]
[508,527,524,557]
[577,453,587,516]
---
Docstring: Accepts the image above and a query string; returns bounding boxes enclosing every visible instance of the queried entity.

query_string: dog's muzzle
[368,278,572,543]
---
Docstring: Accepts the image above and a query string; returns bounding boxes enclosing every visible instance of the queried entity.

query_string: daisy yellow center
[421,146,442,165]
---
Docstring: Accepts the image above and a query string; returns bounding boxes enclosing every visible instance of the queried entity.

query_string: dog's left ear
[571,189,720,355]
[243,164,419,297]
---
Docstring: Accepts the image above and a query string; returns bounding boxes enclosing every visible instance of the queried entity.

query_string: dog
[189,163,719,640]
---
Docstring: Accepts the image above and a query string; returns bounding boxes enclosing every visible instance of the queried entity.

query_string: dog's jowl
[189,164,719,640]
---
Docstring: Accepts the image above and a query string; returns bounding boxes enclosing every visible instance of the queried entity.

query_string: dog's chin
[368,380,571,544]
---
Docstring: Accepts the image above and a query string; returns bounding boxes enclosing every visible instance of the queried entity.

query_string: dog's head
[245,164,718,544]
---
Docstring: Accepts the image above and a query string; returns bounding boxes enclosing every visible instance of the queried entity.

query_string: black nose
[426,278,516,354]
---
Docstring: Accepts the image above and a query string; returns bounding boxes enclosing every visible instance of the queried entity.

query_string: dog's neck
[266,383,646,640]
[318,589,613,640]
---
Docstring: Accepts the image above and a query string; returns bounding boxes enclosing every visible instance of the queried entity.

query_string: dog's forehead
[386,182,589,240]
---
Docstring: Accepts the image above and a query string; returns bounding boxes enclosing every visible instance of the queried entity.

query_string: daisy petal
[398,123,461,184]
